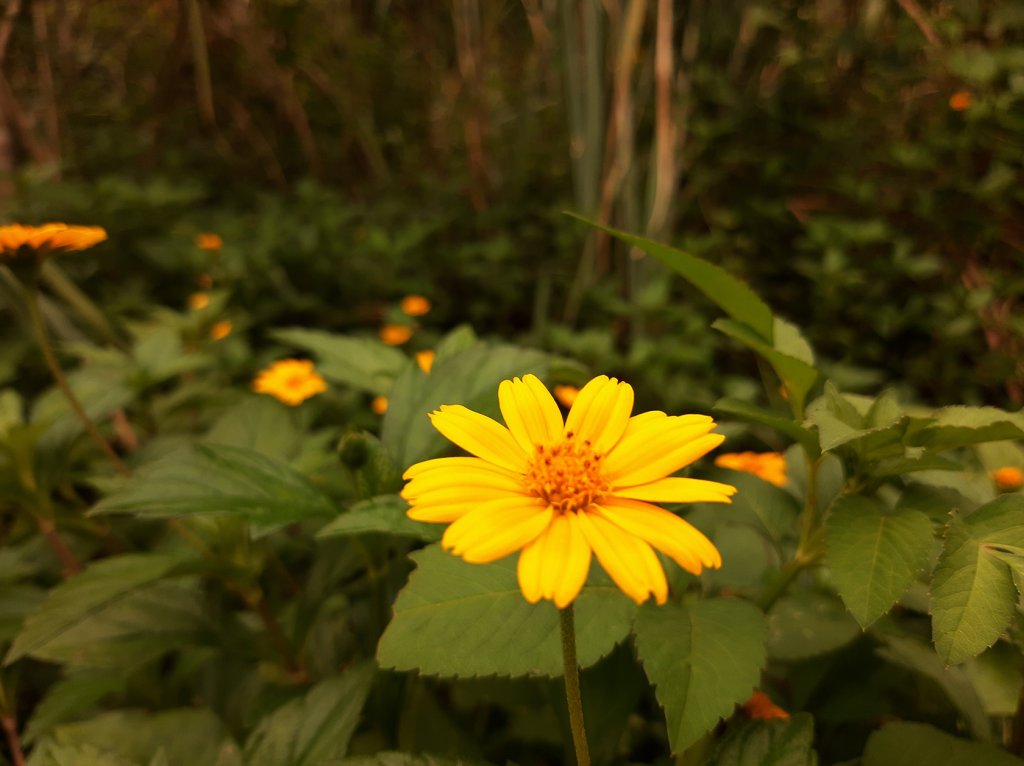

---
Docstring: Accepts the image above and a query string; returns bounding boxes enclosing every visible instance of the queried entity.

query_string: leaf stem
[24,285,130,477]
[0,715,25,766]
[560,605,591,766]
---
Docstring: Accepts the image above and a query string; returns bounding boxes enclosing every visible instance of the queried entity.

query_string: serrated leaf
[634,600,766,754]
[381,342,554,469]
[932,495,1024,664]
[907,407,1024,452]
[317,495,441,542]
[568,215,774,340]
[271,327,407,395]
[243,663,375,766]
[5,554,192,666]
[704,469,801,545]
[205,396,304,462]
[825,496,934,628]
[708,713,817,766]
[862,722,1024,766]
[805,385,906,455]
[765,593,860,661]
[377,546,636,678]
[90,444,338,531]
[713,398,819,454]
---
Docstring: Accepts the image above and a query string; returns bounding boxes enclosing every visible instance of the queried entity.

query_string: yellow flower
[196,232,223,251]
[0,223,107,259]
[401,374,734,608]
[252,359,327,406]
[210,320,233,341]
[189,292,211,311]
[554,385,580,408]
[401,294,431,316]
[416,350,436,374]
[380,324,413,346]
[715,451,787,487]
[949,90,972,112]
[993,466,1023,492]
[372,395,389,415]
[742,691,789,721]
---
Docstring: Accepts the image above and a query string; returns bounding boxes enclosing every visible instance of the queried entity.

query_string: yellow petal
[596,496,721,572]
[552,512,592,608]
[406,502,477,523]
[442,498,549,556]
[613,477,737,504]
[565,376,635,451]
[460,505,554,564]
[403,456,515,480]
[577,511,667,605]
[402,464,525,500]
[499,375,564,452]
[531,513,591,607]
[429,405,529,472]
[537,513,570,601]
[604,415,715,478]
[401,484,527,508]
[517,535,545,603]
[607,432,725,488]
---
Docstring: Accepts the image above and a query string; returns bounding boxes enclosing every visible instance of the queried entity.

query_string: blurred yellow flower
[380,324,413,346]
[189,292,211,310]
[993,466,1023,492]
[401,294,431,316]
[210,320,233,341]
[554,385,580,408]
[0,224,107,260]
[949,90,972,112]
[372,395,389,415]
[742,691,789,720]
[402,374,734,608]
[252,359,327,406]
[196,233,223,251]
[715,451,788,487]
[416,350,436,374]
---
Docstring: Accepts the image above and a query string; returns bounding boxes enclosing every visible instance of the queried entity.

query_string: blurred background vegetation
[2,0,1022,412]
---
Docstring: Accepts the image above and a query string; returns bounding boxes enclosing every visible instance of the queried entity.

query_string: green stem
[560,605,591,766]
[24,286,131,477]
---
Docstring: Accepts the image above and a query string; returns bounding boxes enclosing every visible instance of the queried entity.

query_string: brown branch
[31,0,61,169]
[896,0,941,48]
[1,715,26,766]
[0,0,22,64]
[36,516,82,578]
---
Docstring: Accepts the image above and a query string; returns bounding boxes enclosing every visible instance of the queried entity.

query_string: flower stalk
[560,605,591,766]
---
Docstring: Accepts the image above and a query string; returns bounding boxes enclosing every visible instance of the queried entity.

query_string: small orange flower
[742,691,789,720]
[372,395,389,415]
[189,293,211,311]
[993,466,1023,492]
[252,359,328,406]
[196,233,223,251]
[380,324,413,346]
[949,90,973,112]
[554,385,580,408]
[210,320,233,341]
[416,350,436,374]
[0,224,107,260]
[401,295,431,317]
[715,451,787,487]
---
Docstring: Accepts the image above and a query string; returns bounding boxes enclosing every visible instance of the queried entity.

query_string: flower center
[525,432,608,514]
[286,373,307,390]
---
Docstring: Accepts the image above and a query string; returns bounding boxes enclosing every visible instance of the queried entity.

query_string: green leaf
[703,469,801,545]
[932,495,1024,664]
[863,722,1024,766]
[713,320,818,416]
[271,327,407,395]
[205,396,304,462]
[805,385,906,455]
[633,600,766,754]
[5,554,192,666]
[327,755,492,766]
[316,495,441,542]
[825,496,934,628]
[243,663,375,766]
[0,583,46,643]
[713,398,819,454]
[90,444,338,531]
[765,593,860,661]
[377,546,636,678]
[26,742,139,766]
[907,407,1024,452]
[569,215,774,340]
[23,671,127,744]
[707,713,817,766]
[381,342,553,469]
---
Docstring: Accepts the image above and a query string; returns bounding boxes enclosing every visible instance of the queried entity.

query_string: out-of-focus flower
[372,396,389,415]
[196,273,214,290]
[742,691,789,720]
[949,90,973,111]
[210,320,233,341]
[380,324,413,346]
[189,293,211,311]
[554,385,580,408]
[0,224,107,261]
[402,374,734,607]
[401,295,431,316]
[252,359,327,406]
[196,233,223,251]
[715,451,788,487]
[416,350,436,374]
[993,466,1023,492]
